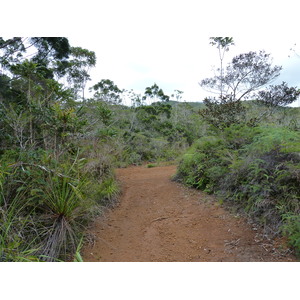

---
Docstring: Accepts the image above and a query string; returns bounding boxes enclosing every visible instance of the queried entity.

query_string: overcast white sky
[3,0,300,107]
[68,34,300,105]
[64,0,300,106]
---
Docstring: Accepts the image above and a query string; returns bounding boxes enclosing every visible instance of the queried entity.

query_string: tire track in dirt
[82,165,295,262]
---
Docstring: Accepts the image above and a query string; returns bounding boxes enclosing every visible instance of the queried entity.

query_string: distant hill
[167,100,205,109]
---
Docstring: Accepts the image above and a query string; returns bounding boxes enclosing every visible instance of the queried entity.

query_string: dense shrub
[176,124,300,253]
[0,149,118,261]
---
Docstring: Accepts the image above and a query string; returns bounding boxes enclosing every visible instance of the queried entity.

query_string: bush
[0,147,118,261]
[283,214,300,256]
[176,135,227,190]
[176,124,300,253]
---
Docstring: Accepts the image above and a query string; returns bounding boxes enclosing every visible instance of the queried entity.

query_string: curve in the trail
[82,165,295,262]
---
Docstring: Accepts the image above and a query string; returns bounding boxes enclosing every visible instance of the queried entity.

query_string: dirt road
[82,165,295,262]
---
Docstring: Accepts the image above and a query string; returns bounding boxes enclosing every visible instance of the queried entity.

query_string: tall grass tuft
[0,149,112,261]
[38,172,90,261]
[0,190,41,262]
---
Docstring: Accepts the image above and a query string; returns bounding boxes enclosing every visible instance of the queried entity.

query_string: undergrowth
[176,124,300,256]
[0,148,119,262]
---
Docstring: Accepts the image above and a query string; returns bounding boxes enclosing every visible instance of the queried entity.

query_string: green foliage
[282,214,300,256]
[257,82,300,107]
[200,96,247,130]
[176,123,300,254]
[94,101,113,126]
[245,126,300,154]
[90,79,123,104]
[3,36,299,260]
[94,177,119,206]
[146,163,157,168]
[61,46,96,100]
[222,123,261,150]
[73,237,84,262]
[0,164,41,261]
[0,38,124,261]
[0,37,71,75]
[0,147,119,261]
[176,135,226,190]
[143,83,170,103]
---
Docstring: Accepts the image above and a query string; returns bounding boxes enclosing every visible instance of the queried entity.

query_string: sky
[68,34,300,106]
[64,0,300,106]
[3,0,300,106]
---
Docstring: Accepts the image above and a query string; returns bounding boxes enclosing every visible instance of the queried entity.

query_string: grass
[146,163,157,168]
[0,148,119,262]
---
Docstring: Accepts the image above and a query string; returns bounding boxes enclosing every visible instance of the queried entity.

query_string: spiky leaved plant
[0,175,41,262]
[39,173,89,261]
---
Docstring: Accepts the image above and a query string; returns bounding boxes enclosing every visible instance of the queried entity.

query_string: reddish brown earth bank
[83,165,295,262]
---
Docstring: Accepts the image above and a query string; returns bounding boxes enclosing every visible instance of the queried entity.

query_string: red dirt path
[82,165,295,262]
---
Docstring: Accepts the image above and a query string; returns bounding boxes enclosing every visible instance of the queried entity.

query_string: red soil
[82,165,295,262]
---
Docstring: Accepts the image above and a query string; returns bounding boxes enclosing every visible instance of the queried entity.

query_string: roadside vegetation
[175,37,300,256]
[1,37,299,260]
[0,37,202,261]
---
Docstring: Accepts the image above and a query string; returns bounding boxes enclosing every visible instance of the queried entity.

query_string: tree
[0,37,24,68]
[9,60,43,146]
[0,38,97,100]
[0,37,94,153]
[200,50,282,101]
[171,89,184,102]
[143,83,170,104]
[170,90,184,127]
[30,37,70,60]
[199,48,283,130]
[257,81,300,107]
[199,95,246,130]
[123,89,144,107]
[58,47,96,100]
[1,102,29,150]
[0,58,79,151]
[209,37,235,97]
[90,79,123,104]
[0,37,71,77]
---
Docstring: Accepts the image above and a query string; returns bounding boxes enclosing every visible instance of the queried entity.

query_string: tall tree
[0,37,71,76]
[90,79,123,104]
[200,50,282,101]
[208,37,234,97]
[257,81,300,107]
[143,83,170,104]
[199,44,283,130]
[57,47,96,100]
